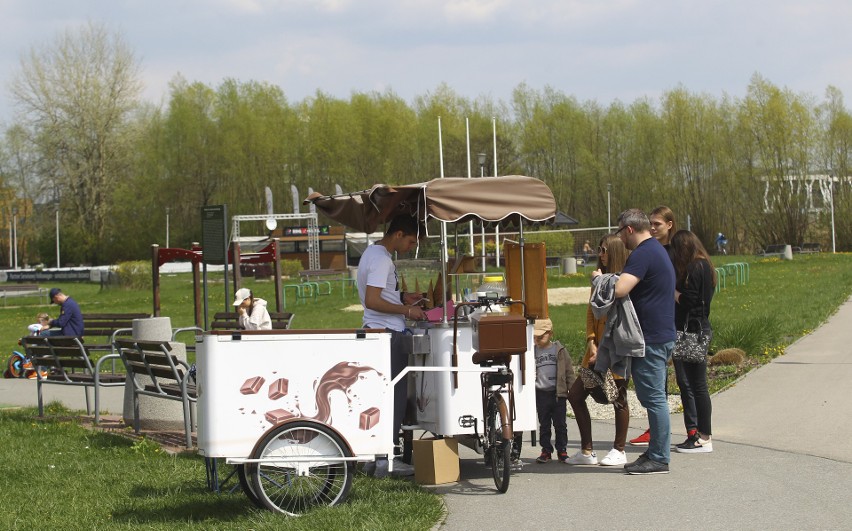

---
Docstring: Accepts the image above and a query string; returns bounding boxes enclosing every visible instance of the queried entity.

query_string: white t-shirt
[357,243,405,331]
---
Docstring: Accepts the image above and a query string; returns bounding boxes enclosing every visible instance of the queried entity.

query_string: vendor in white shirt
[357,214,427,477]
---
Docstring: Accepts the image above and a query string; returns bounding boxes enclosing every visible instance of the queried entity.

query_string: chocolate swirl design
[304,362,381,424]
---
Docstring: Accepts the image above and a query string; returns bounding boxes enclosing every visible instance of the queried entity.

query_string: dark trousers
[568,376,630,452]
[535,388,567,453]
[390,330,413,450]
[674,358,712,436]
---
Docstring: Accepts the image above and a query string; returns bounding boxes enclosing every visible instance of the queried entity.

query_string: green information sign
[201,205,228,265]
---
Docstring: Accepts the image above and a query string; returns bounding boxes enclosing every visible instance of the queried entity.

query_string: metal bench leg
[84,386,92,415]
[37,378,44,416]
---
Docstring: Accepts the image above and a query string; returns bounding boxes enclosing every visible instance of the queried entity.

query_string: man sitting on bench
[40,287,84,337]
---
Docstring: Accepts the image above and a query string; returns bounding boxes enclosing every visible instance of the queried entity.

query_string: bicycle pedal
[458,415,476,428]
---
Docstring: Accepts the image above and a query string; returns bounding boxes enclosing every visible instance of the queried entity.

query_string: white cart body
[196,329,395,460]
[411,323,537,437]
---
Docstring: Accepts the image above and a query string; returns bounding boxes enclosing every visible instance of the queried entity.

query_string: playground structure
[151,214,323,328]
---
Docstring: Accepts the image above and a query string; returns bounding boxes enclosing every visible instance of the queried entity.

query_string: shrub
[114,261,151,290]
[280,259,302,277]
[525,231,575,257]
[712,317,780,357]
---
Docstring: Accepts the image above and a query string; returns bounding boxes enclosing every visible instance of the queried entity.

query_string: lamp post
[55,203,60,268]
[607,183,612,231]
[829,174,836,254]
[478,153,486,271]
[12,207,18,270]
[166,207,171,248]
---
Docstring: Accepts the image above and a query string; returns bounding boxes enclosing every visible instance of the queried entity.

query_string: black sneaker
[623,451,650,471]
[625,458,669,475]
[676,432,699,450]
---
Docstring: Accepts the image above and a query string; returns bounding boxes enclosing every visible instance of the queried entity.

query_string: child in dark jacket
[533,318,576,463]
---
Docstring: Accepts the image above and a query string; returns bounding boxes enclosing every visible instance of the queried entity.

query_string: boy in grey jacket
[533,318,576,463]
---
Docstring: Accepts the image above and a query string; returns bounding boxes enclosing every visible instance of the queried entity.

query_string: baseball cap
[49,288,62,302]
[533,318,553,336]
[232,288,252,306]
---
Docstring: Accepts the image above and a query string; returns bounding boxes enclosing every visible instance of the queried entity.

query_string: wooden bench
[210,311,294,330]
[758,244,787,257]
[81,313,151,354]
[22,335,126,424]
[798,242,821,254]
[115,338,197,449]
[0,284,48,306]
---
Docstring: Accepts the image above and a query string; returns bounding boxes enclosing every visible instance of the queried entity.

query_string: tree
[8,21,142,263]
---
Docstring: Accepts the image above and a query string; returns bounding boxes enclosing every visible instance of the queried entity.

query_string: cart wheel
[237,464,265,509]
[6,352,26,379]
[250,421,353,515]
[486,393,511,493]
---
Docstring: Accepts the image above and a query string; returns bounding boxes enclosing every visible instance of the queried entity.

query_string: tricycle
[196,176,556,514]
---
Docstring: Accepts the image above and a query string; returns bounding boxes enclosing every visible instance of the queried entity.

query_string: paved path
[431,296,852,530]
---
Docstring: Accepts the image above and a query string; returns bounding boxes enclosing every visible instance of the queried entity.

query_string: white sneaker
[566,450,598,465]
[390,458,415,476]
[599,448,627,466]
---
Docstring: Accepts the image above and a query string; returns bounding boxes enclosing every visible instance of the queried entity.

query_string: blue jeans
[632,341,674,464]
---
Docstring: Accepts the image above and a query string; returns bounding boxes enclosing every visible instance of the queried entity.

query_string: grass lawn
[0,405,443,530]
[0,252,850,528]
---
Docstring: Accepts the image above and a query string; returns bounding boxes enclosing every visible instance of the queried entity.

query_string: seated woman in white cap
[233,288,272,330]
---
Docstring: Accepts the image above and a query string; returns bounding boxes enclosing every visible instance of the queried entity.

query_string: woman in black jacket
[671,230,717,453]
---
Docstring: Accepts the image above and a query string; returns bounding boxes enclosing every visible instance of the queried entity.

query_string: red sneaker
[629,429,651,446]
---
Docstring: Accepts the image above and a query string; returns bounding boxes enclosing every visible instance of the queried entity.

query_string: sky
[1,0,851,123]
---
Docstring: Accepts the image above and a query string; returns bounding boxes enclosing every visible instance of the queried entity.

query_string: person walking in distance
[593,209,676,474]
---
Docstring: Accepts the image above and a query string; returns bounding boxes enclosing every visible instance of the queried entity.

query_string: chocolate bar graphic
[359,407,381,430]
[268,378,289,400]
[240,376,265,395]
[265,408,295,424]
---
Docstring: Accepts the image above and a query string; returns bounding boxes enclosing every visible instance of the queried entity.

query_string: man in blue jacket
[42,288,84,337]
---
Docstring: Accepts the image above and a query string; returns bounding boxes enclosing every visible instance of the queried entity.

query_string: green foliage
[115,260,152,290]
[3,71,852,265]
[711,316,781,357]
[525,230,575,256]
[280,259,303,277]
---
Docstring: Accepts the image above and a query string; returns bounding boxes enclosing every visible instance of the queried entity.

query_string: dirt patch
[547,287,590,306]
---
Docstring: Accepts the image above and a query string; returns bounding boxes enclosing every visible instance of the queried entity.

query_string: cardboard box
[413,437,460,485]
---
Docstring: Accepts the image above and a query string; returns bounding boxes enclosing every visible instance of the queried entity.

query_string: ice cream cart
[196,176,556,514]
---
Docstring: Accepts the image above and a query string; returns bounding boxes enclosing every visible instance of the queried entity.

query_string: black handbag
[673,297,711,363]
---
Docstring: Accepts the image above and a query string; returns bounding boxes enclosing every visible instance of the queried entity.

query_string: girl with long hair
[566,233,632,466]
[671,230,716,453]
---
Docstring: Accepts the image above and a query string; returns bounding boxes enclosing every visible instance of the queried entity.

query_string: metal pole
[465,118,475,256]
[8,218,11,268]
[607,183,612,231]
[480,161,486,272]
[830,174,836,253]
[492,117,500,268]
[13,213,17,270]
[166,207,170,248]
[55,208,60,268]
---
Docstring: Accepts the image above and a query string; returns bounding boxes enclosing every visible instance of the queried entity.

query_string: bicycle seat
[472,351,512,366]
